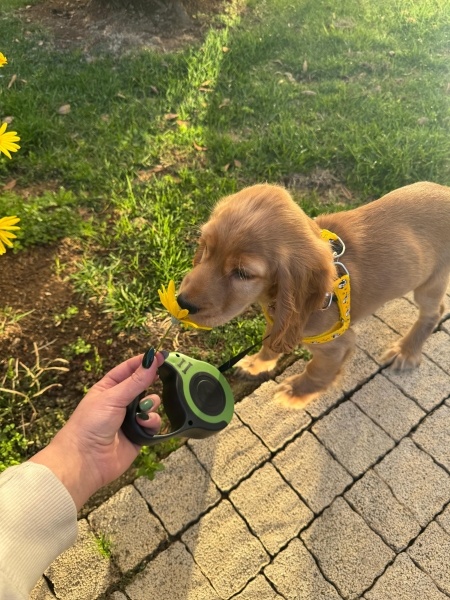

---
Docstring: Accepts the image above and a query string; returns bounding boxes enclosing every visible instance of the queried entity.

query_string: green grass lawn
[0,0,449,469]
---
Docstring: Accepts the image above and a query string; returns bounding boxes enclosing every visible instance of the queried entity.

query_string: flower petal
[0,231,15,247]
[159,279,213,330]
[0,123,21,158]
[2,130,20,140]
[0,230,17,241]
[0,216,20,228]
[0,146,12,159]
[179,316,212,330]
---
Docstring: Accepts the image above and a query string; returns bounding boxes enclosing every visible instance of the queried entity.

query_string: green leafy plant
[0,424,29,472]
[63,337,92,358]
[134,446,166,479]
[134,437,182,479]
[83,347,103,377]
[53,305,79,326]
[94,533,112,559]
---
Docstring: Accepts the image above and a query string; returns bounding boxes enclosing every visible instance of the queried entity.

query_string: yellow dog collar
[262,229,351,345]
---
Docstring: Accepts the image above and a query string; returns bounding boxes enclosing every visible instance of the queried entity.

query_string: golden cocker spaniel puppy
[178,181,450,408]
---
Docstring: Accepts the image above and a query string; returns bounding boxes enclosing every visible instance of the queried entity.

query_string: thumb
[103,351,166,408]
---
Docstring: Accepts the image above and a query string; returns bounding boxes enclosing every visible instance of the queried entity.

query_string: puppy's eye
[231,267,253,281]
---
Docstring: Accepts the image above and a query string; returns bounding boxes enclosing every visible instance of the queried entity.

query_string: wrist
[30,431,99,511]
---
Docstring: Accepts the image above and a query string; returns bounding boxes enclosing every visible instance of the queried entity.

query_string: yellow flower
[158,280,212,330]
[0,53,7,67]
[0,122,20,159]
[0,215,20,255]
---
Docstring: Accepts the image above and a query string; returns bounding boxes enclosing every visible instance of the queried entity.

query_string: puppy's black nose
[177,293,199,314]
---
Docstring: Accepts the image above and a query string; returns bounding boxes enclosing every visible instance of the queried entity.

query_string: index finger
[103,350,166,408]
[90,351,161,394]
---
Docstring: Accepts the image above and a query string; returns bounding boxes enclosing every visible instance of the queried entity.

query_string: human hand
[30,349,165,510]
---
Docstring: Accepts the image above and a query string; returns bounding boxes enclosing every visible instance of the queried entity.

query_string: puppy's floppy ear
[269,242,335,354]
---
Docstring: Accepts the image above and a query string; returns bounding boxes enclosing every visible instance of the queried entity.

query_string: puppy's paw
[235,354,279,378]
[382,344,422,371]
[274,378,321,409]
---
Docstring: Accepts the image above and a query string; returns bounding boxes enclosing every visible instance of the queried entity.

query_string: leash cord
[218,334,270,373]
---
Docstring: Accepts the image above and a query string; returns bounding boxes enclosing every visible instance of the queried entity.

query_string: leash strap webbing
[218,335,270,373]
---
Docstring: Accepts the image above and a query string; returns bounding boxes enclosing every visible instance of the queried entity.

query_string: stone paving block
[29,578,56,600]
[413,405,450,472]
[423,330,450,375]
[442,319,450,335]
[375,297,417,335]
[375,438,450,527]
[45,520,119,600]
[352,374,425,441]
[265,538,342,600]
[305,384,344,419]
[338,347,380,394]
[437,502,450,534]
[345,470,421,552]
[312,401,394,477]
[134,445,220,536]
[125,541,220,600]
[188,414,270,491]
[108,593,127,600]
[182,500,269,598]
[229,462,313,555]
[384,355,450,411]
[273,431,352,514]
[88,485,167,573]
[301,497,394,600]
[236,379,311,451]
[408,521,450,595]
[364,553,448,600]
[233,575,284,599]
[354,315,401,365]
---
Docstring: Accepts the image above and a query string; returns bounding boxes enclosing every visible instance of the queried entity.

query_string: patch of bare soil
[284,167,355,206]
[19,0,236,54]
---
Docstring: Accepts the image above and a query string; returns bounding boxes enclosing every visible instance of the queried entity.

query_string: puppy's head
[178,184,335,353]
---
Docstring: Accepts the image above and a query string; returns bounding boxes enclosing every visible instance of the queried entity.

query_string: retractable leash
[121,337,268,446]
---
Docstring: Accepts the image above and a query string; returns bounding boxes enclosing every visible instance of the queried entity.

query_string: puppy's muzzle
[177,293,199,314]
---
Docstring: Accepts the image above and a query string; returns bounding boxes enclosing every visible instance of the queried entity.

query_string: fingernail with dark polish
[139,398,154,412]
[142,347,155,369]
[136,411,149,421]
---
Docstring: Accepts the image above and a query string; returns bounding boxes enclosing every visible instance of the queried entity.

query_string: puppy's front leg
[274,328,356,409]
[236,323,282,377]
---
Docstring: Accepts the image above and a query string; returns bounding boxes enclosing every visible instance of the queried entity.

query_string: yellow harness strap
[262,229,351,345]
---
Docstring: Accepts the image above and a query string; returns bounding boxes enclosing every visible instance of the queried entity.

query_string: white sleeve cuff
[0,462,78,598]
